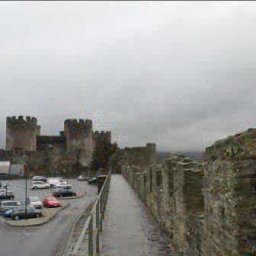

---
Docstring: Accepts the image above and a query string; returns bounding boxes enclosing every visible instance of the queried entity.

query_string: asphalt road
[0,179,98,256]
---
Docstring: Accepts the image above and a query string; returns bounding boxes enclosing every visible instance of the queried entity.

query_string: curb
[1,203,70,227]
[56,201,95,256]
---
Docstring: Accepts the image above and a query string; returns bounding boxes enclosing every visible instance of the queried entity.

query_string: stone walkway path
[101,174,173,256]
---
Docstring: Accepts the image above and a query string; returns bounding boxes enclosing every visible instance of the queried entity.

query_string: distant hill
[156,151,204,163]
[177,151,204,161]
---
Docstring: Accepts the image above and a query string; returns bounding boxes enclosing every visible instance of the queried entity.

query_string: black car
[52,188,77,197]
[0,194,15,200]
[11,206,42,220]
[88,177,97,185]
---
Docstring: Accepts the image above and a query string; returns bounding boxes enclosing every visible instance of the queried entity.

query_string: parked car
[0,189,14,200]
[0,194,15,200]
[3,208,16,218]
[31,181,50,189]
[11,206,43,220]
[52,188,77,198]
[53,181,72,189]
[77,175,88,181]
[27,196,42,209]
[47,177,63,188]
[88,177,97,185]
[0,200,21,213]
[3,203,25,218]
[32,176,47,182]
[43,196,61,208]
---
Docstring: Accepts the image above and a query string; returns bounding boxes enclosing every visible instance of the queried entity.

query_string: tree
[91,142,118,173]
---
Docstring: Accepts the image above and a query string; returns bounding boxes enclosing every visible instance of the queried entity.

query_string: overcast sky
[0,2,256,152]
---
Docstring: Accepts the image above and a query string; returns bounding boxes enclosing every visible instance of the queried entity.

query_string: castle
[1,116,112,176]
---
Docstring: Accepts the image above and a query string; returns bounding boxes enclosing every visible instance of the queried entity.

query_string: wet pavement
[0,179,97,256]
[101,174,173,256]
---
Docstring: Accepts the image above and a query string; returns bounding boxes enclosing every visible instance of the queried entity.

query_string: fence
[70,171,111,256]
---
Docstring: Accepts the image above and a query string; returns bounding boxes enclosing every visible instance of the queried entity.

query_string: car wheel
[14,215,20,220]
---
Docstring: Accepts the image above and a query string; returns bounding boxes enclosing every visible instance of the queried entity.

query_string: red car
[43,196,61,208]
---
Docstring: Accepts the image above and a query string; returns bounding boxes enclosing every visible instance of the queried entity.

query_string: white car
[27,196,42,209]
[31,181,50,189]
[32,176,47,182]
[47,177,63,188]
[0,188,15,199]
[0,200,21,212]
[53,181,72,189]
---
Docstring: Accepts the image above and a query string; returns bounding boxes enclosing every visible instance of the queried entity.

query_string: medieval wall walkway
[101,174,173,256]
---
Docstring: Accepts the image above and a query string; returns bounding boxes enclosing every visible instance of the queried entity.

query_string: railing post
[71,170,111,256]
[88,216,93,256]
[96,201,100,255]
[99,190,103,232]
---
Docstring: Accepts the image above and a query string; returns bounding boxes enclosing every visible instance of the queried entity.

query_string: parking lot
[1,178,91,202]
[0,178,98,256]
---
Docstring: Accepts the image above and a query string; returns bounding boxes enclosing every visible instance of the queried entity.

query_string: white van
[0,201,21,212]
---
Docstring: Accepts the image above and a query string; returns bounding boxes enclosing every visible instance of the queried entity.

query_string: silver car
[0,200,21,212]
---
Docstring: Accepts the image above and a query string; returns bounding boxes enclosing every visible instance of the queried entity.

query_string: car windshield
[30,197,39,202]
[47,197,57,201]
[14,206,34,212]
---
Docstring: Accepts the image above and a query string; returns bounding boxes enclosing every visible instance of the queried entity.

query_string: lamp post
[5,184,9,198]
[24,164,28,219]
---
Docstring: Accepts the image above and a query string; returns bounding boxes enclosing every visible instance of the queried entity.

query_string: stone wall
[117,129,256,256]
[37,135,66,151]
[110,143,157,173]
[203,128,256,256]
[120,153,204,256]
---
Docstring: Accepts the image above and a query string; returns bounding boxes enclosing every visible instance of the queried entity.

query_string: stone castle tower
[6,116,41,152]
[64,119,94,166]
[4,116,113,172]
[94,131,111,145]
[146,143,157,165]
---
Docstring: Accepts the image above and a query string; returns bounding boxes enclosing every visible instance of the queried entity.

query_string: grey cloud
[0,2,256,151]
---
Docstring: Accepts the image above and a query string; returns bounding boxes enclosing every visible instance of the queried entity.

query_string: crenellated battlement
[64,118,92,128]
[94,131,111,137]
[6,115,39,151]
[7,116,38,126]
[94,130,111,144]
[146,143,156,151]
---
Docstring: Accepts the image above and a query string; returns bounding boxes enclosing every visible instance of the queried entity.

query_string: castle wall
[94,131,111,145]
[4,116,114,176]
[202,129,256,256]
[6,116,39,152]
[115,150,205,255]
[120,143,156,167]
[37,135,66,151]
[115,128,256,256]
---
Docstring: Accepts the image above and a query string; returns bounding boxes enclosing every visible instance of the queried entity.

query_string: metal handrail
[71,171,111,256]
